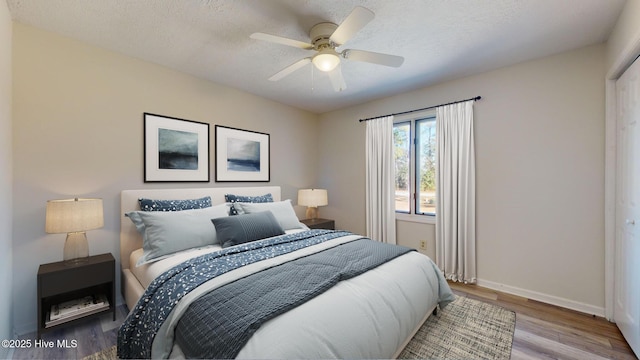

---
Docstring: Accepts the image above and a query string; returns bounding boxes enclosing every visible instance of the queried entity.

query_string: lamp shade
[298,189,328,207]
[312,50,340,72]
[45,198,104,234]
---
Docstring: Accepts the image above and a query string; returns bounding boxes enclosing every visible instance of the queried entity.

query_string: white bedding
[129,229,307,289]
[129,233,450,359]
[235,251,443,359]
[130,246,221,289]
[119,187,454,359]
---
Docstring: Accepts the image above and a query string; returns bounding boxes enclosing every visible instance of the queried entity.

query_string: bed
[117,186,454,359]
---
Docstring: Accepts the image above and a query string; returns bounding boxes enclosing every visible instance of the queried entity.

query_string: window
[393,122,411,213]
[393,112,437,218]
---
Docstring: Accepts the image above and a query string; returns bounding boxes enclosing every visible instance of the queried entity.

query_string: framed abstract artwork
[144,113,210,182]
[215,125,270,182]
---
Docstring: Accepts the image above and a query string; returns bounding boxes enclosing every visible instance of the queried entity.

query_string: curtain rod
[358,96,482,122]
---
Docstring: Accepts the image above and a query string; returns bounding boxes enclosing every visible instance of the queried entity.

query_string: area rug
[81,344,117,360]
[83,296,515,360]
[399,295,516,359]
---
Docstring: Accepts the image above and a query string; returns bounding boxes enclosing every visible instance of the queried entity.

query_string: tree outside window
[393,116,436,216]
[416,118,436,215]
[393,122,410,213]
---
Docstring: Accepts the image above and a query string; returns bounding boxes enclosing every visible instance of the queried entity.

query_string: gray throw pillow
[213,211,285,248]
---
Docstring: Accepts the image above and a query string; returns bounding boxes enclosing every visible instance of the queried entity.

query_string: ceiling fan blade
[330,6,374,45]
[343,49,404,67]
[329,65,347,92]
[250,32,314,50]
[268,58,312,81]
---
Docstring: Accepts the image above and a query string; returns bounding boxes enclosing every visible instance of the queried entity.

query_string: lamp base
[64,232,89,263]
[305,207,319,220]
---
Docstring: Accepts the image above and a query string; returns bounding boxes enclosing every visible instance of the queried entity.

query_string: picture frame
[215,125,270,182]
[144,113,210,182]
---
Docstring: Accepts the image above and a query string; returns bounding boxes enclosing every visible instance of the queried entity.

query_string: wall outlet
[419,240,426,250]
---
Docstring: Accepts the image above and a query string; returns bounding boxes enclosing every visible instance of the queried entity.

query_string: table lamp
[45,198,104,263]
[298,189,328,220]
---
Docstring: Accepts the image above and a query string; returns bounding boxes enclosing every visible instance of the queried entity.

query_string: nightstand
[37,253,116,339]
[301,218,335,230]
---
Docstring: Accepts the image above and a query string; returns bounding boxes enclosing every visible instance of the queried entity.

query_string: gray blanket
[174,238,413,359]
[119,230,352,359]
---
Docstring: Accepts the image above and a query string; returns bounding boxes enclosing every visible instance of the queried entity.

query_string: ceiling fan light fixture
[252,6,403,92]
[312,50,340,72]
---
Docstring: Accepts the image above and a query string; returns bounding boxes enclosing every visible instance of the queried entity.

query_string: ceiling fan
[250,6,404,92]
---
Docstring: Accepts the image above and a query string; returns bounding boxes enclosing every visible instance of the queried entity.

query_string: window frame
[393,110,437,225]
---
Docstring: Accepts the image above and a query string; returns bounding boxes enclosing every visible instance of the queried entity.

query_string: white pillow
[237,200,304,230]
[127,204,229,266]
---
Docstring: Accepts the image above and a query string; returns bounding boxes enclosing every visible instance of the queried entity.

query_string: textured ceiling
[7,0,626,113]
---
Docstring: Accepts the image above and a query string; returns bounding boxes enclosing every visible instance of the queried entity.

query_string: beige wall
[602,0,640,319]
[0,0,13,355]
[11,23,319,334]
[11,2,636,335]
[320,44,606,313]
[606,0,640,74]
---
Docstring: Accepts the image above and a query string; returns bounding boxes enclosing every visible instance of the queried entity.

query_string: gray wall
[319,44,607,314]
[0,0,13,356]
[11,23,319,334]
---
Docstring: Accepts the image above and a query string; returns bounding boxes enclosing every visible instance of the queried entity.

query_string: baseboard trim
[476,279,605,318]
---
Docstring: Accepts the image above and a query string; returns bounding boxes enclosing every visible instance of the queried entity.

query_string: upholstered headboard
[120,186,281,270]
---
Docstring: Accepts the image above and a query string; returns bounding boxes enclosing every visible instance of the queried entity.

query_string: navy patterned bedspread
[174,237,413,359]
[117,230,362,359]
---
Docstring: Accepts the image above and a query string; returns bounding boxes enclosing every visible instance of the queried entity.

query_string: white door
[615,55,640,357]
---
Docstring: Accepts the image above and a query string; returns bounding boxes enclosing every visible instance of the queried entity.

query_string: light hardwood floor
[11,285,639,359]
[10,305,126,360]
[450,282,638,360]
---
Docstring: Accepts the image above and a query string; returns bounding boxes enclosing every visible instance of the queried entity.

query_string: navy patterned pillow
[225,193,273,215]
[139,196,212,212]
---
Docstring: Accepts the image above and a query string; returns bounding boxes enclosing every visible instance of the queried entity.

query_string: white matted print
[144,113,210,182]
[215,125,270,182]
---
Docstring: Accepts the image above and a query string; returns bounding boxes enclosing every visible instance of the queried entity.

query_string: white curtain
[435,100,476,283]
[365,116,396,244]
